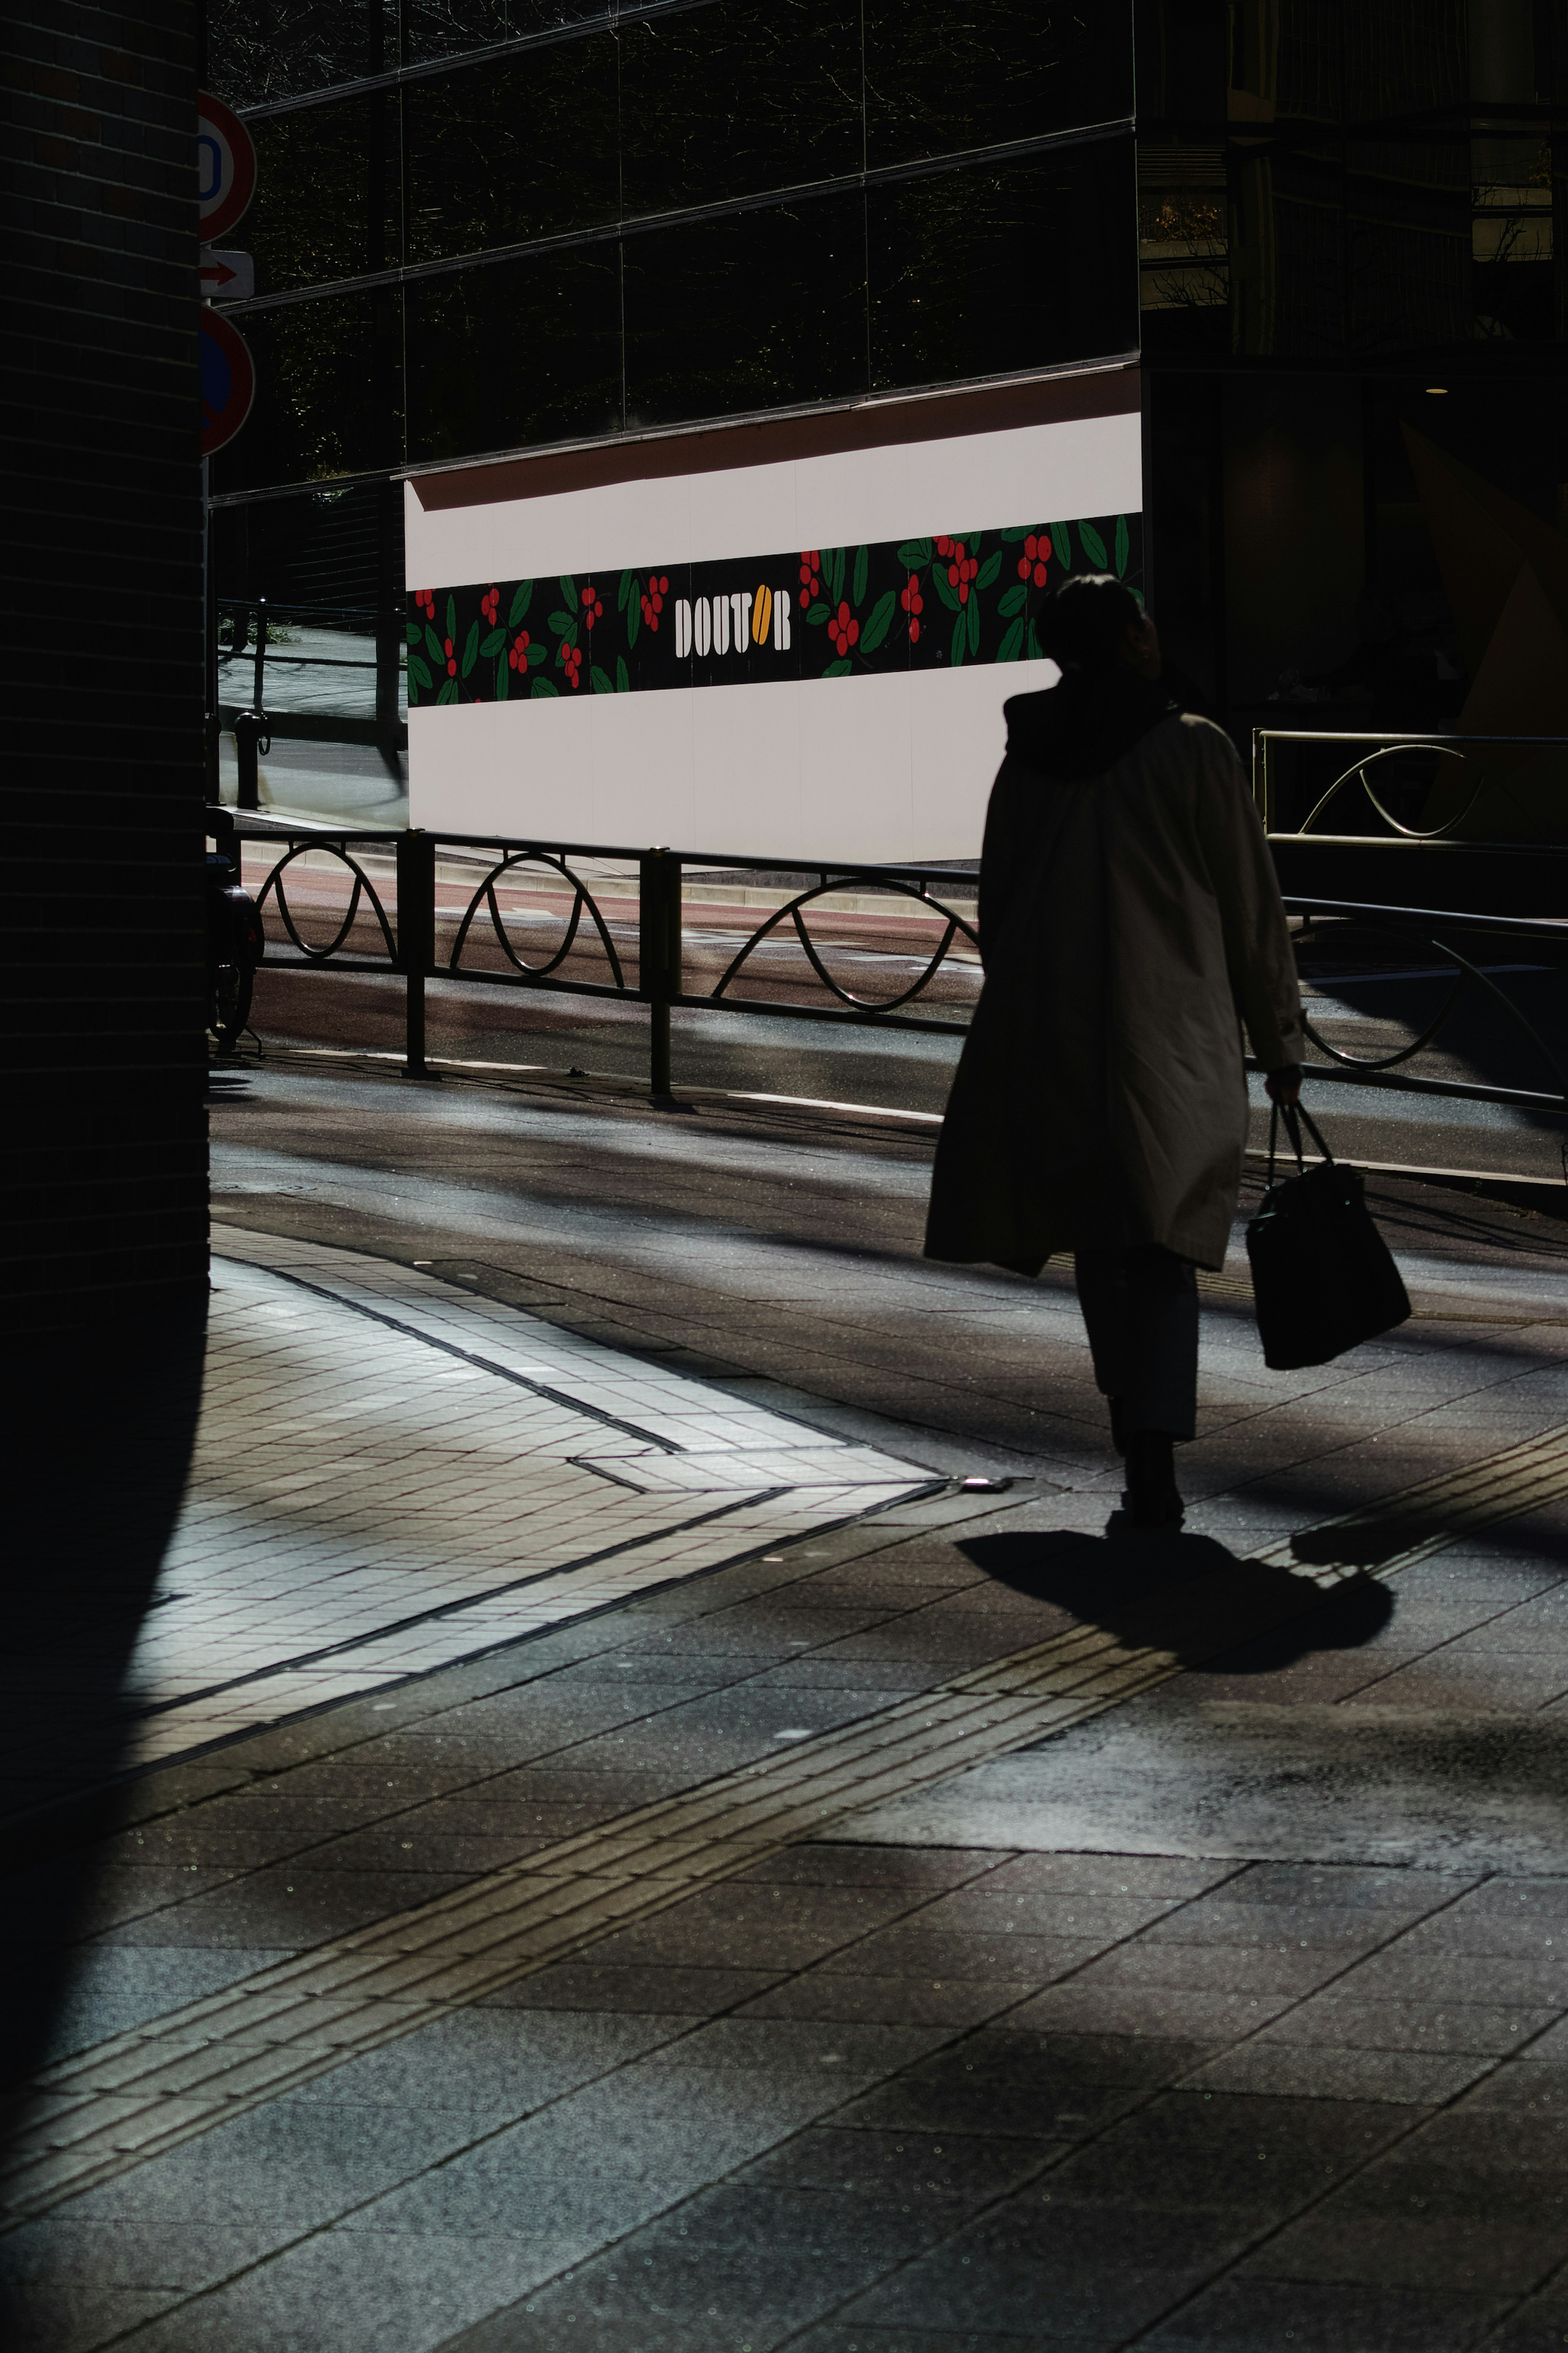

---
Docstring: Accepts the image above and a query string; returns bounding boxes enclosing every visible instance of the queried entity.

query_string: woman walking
[925,574,1304,1528]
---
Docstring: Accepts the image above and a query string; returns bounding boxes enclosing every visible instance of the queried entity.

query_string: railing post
[397,829,436,1079]
[233,711,264,812]
[639,846,682,1098]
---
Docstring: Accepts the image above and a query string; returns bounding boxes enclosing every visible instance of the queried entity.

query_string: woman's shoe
[1120,1430,1184,1530]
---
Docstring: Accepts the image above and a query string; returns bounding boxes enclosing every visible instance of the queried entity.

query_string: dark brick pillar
[0,0,208,2090]
[0,0,207,1336]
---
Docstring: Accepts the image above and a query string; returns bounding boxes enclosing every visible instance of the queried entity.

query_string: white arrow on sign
[199,247,254,303]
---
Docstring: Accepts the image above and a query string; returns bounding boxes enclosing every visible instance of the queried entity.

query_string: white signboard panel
[404,377,1142,862]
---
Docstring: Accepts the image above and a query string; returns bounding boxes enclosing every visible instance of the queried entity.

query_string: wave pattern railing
[206,812,1568,1134]
[1254,727,1568,843]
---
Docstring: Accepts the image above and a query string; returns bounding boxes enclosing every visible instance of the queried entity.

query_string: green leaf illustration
[480,627,505,658]
[999,526,1033,544]
[1079,520,1108,569]
[1050,523,1071,571]
[445,595,457,646]
[617,570,633,613]
[424,623,444,668]
[531,677,558,698]
[559,575,576,614]
[852,544,869,607]
[1114,515,1129,578]
[591,664,614,694]
[931,565,960,613]
[998,583,1027,619]
[896,538,933,569]
[437,677,458,705]
[616,656,630,693]
[967,595,980,656]
[508,582,532,627]
[806,601,830,626]
[950,616,967,668]
[997,617,1025,663]
[822,656,853,679]
[407,654,433,692]
[528,642,546,667]
[497,656,509,702]
[858,589,897,656]
[461,620,480,678]
[626,589,639,650]
[405,623,422,646]
[548,610,575,637]
[825,547,846,606]
[976,550,1002,591]
[1027,620,1043,660]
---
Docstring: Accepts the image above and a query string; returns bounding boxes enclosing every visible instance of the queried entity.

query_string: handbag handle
[1267,1095,1334,1187]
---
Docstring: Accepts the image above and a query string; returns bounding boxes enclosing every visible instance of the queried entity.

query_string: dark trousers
[1073,1245,1199,1441]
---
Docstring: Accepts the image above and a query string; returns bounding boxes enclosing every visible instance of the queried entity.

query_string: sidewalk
[7,1201,1568,2352]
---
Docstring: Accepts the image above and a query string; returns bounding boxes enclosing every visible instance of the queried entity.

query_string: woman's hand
[1265,1063,1303,1106]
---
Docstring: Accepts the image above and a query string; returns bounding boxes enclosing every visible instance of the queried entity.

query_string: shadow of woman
[960,1526,1393,1672]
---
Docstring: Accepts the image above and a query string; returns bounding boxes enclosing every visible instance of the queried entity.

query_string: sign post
[198,92,257,459]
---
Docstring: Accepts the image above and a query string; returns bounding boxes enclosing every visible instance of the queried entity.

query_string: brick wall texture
[1,0,207,1333]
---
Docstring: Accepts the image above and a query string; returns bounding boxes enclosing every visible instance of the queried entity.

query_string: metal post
[639,847,682,1098]
[253,595,267,712]
[234,711,262,811]
[397,829,435,1079]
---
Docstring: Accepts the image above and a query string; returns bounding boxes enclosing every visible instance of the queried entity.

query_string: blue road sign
[201,307,255,457]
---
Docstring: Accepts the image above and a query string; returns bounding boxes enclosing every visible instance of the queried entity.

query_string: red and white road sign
[198,92,256,243]
[201,307,256,457]
[199,246,254,302]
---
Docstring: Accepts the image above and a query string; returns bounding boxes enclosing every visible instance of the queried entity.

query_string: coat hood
[1003,670,1177,783]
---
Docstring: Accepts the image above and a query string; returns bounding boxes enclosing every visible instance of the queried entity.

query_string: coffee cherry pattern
[581,583,603,628]
[799,551,821,602]
[507,629,530,671]
[1016,531,1051,588]
[557,637,584,688]
[829,600,859,658]
[937,537,978,605]
[639,574,669,631]
[899,572,923,645]
[480,585,500,626]
[442,635,457,678]
[415,588,436,621]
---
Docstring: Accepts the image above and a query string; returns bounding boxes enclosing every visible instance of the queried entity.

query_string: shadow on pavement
[1,1306,207,2102]
[962,1528,1393,1670]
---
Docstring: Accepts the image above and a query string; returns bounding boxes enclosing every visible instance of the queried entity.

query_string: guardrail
[1253,727,1568,842]
[205,812,1568,1134]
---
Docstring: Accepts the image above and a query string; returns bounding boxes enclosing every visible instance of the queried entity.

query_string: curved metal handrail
[448,849,626,990]
[1298,741,1489,842]
[254,842,398,963]
[1299,919,1568,1107]
[710,878,980,1013]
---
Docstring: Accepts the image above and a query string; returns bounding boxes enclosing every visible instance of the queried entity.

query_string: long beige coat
[925,711,1303,1274]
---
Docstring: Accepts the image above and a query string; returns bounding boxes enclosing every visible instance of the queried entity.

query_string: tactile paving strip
[9,1423,1568,2222]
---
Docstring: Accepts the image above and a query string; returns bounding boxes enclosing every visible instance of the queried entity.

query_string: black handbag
[1245,1100,1411,1369]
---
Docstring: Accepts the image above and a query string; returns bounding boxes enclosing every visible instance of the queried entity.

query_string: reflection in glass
[620,0,860,218]
[406,249,622,459]
[623,195,868,426]
[865,0,1132,168]
[405,40,620,262]
[250,97,401,294]
[208,0,396,107]
[210,290,405,497]
[869,145,1136,390]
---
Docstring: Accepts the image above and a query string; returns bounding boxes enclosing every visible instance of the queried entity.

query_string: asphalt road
[209,1057,1568,1508]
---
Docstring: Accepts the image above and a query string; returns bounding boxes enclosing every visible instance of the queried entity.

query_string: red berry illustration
[1022,531,1051,588]
[910,618,920,644]
[446,657,457,676]
[900,573,924,640]
[829,600,860,657]
[799,551,821,601]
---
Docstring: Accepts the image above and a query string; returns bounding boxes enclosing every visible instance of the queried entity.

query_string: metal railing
[1254,727,1568,843]
[205,813,1568,1137]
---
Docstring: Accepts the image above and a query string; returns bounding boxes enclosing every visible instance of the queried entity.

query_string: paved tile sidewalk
[12,1194,1568,2350]
[127,1228,932,1767]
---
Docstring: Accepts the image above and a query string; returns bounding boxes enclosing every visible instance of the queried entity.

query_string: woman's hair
[1035,573,1143,671]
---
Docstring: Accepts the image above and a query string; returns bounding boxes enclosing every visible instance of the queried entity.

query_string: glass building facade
[208,0,1568,784]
